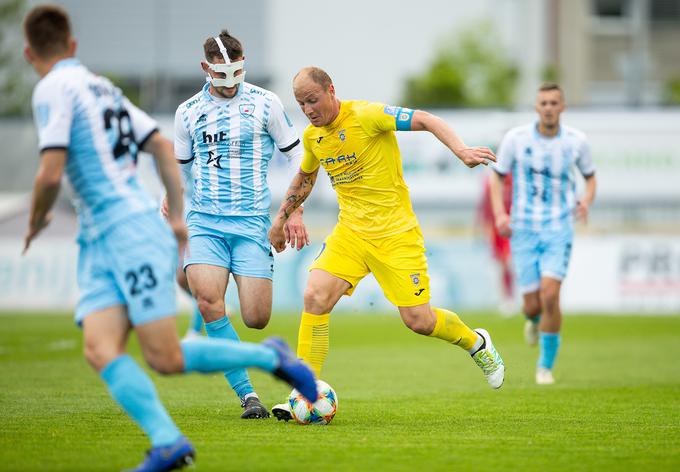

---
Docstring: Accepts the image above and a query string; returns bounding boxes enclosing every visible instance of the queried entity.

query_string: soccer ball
[289,379,338,425]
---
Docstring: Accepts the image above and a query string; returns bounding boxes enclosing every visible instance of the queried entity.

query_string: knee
[524,300,541,317]
[523,295,541,317]
[195,295,224,320]
[83,340,121,372]
[540,286,560,310]
[303,285,334,313]
[401,311,435,335]
[242,311,270,330]
[145,347,184,375]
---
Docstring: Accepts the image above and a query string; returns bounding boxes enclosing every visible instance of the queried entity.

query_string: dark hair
[23,4,72,59]
[203,30,243,62]
[295,66,333,89]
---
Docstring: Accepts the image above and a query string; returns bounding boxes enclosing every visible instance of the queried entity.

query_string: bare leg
[83,306,182,447]
[233,275,273,329]
[186,264,229,323]
[186,264,260,408]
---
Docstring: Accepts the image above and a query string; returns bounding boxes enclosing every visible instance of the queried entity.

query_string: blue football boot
[124,436,195,472]
[262,336,318,403]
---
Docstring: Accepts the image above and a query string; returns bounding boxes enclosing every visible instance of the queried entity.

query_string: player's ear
[328,83,335,97]
[69,38,77,55]
[200,61,210,74]
[23,45,34,65]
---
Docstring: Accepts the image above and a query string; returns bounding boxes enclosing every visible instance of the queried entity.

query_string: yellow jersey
[300,100,418,239]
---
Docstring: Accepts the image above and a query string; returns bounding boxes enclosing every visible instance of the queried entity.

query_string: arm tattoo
[279,171,317,220]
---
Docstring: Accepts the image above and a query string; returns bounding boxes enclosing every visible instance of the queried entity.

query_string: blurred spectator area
[2,109,679,237]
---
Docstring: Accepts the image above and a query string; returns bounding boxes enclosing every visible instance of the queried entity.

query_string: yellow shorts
[309,223,431,307]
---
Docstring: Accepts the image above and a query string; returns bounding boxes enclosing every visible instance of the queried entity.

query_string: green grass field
[1,312,679,471]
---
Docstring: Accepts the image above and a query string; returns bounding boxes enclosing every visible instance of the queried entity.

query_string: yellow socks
[429,307,478,351]
[296,312,330,378]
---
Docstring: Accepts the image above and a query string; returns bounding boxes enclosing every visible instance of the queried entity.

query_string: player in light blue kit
[489,83,597,385]
[22,6,317,471]
[170,30,308,418]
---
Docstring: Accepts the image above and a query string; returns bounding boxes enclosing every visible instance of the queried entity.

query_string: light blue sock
[538,331,561,369]
[204,316,255,399]
[181,337,278,374]
[100,355,181,447]
[189,302,204,333]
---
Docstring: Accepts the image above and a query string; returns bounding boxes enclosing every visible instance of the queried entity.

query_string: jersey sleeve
[575,136,595,177]
[300,132,320,174]
[173,105,195,185]
[493,131,516,176]
[267,93,301,153]
[174,106,194,163]
[122,97,158,149]
[356,102,415,136]
[32,79,74,152]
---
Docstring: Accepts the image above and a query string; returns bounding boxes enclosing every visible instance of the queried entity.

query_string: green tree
[541,63,560,83]
[0,0,32,117]
[663,77,680,106]
[402,22,518,108]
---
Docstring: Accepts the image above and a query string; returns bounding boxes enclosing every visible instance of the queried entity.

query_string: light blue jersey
[32,58,177,324]
[32,58,159,242]
[494,123,595,232]
[174,82,300,217]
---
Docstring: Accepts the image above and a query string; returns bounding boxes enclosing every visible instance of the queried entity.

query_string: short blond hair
[295,67,333,89]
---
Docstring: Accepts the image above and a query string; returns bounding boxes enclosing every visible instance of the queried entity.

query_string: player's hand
[268,216,288,253]
[495,213,512,238]
[22,212,53,255]
[575,201,589,224]
[284,207,310,251]
[160,196,169,218]
[168,216,188,256]
[457,147,496,168]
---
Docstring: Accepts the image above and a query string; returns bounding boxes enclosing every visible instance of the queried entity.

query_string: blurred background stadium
[1,0,679,316]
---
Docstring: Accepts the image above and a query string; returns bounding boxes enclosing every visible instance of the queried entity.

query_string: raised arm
[410,110,496,168]
[268,168,319,253]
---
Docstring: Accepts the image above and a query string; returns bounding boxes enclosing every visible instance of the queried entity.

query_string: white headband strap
[213,36,231,64]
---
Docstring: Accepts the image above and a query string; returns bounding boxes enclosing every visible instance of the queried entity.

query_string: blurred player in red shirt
[478,171,514,315]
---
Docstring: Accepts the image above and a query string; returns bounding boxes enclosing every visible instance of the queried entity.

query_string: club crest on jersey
[338,129,346,141]
[409,273,420,285]
[36,104,50,129]
[239,104,255,117]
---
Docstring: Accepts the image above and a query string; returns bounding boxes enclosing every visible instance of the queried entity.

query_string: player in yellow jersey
[268,67,505,420]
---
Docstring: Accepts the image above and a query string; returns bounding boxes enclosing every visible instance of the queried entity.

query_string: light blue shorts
[76,211,178,326]
[511,227,574,294]
[184,211,274,279]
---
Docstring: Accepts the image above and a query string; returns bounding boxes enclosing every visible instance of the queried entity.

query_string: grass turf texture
[1,312,679,471]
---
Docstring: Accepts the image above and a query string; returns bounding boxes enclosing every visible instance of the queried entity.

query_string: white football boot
[271,401,293,422]
[535,367,555,385]
[524,319,539,346]
[471,329,505,389]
